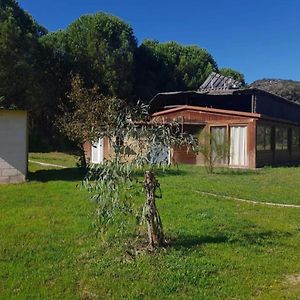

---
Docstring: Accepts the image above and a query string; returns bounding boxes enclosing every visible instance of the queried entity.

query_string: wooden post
[144,171,165,249]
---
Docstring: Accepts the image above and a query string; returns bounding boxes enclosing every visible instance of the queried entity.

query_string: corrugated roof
[199,72,242,91]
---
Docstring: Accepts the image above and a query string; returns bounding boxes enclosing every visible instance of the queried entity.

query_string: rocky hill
[250,79,300,103]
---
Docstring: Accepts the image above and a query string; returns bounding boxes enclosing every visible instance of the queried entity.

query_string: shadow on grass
[171,234,228,249]
[133,167,187,178]
[213,168,262,176]
[171,230,293,249]
[28,167,86,182]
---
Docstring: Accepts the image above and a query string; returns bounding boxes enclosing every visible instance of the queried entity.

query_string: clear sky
[18,0,300,84]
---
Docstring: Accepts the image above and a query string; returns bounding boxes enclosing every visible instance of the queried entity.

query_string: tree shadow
[28,167,86,182]
[234,230,293,246]
[171,230,294,250]
[171,233,228,249]
[214,168,262,176]
[133,167,187,178]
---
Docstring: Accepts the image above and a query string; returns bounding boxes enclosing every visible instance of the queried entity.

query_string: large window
[275,127,288,150]
[256,125,271,151]
[210,126,227,165]
[292,128,300,152]
[230,126,248,167]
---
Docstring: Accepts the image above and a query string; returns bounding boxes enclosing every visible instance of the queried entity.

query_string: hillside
[251,79,300,103]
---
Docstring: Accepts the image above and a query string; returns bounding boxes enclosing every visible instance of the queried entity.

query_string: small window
[256,125,271,151]
[275,127,288,150]
[292,129,300,152]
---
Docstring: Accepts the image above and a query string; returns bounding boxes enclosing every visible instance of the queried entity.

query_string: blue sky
[18,0,300,84]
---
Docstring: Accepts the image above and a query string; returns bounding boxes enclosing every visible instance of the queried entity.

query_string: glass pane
[256,126,265,150]
[275,128,283,150]
[282,128,288,150]
[265,127,271,150]
[211,126,227,164]
[292,129,300,151]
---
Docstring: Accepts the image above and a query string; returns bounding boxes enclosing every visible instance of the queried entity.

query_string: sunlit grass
[0,153,299,299]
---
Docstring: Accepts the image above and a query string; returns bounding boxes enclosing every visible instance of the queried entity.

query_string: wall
[154,107,257,168]
[0,110,27,183]
[256,120,300,167]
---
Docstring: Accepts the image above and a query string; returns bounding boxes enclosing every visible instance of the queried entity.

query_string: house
[150,72,300,168]
[0,109,28,183]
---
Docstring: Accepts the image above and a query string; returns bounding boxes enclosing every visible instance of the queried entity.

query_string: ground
[0,152,300,299]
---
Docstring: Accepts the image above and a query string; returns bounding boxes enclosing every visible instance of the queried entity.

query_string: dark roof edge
[150,87,300,108]
[235,88,300,107]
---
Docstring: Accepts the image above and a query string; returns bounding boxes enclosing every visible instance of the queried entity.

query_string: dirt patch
[286,273,300,285]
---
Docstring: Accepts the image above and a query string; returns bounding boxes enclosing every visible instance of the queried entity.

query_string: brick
[9,175,25,184]
[0,177,9,184]
[0,161,11,169]
[2,168,18,177]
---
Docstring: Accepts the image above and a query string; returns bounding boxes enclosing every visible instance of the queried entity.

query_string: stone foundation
[0,159,26,184]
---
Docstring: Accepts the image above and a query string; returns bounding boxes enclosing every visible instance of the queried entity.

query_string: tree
[0,0,69,150]
[45,13,138,100]
[60,84,196,249]
[135,40,218,101]
[0,0,47,109]
[219,68,246,86]
[57,74,123,166]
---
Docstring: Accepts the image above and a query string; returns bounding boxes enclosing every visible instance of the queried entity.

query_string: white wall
[0,110,27,183]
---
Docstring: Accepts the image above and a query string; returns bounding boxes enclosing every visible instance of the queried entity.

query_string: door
[229,126,248,167]
[210,126,227,165]
[91,138,104,164]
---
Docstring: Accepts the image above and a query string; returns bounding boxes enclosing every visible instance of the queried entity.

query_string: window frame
[256,125,271,151]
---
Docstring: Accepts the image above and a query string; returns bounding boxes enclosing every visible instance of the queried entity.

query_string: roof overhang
[152,105,261,119]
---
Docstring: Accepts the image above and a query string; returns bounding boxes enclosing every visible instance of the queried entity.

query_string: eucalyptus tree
[75,98,197,250]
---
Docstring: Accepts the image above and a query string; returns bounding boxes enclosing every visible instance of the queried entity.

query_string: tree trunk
[79,144,87,168]
[144,171,165,249]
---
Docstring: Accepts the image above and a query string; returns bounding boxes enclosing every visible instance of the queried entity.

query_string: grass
[29,152,79,168]
[0,153,300,299]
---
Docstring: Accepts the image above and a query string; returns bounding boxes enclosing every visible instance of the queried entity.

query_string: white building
[0,109,27,183]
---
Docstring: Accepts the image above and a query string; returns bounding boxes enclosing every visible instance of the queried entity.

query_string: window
[230,126,248,167]
[210,126,227,164]
[292,128,300,152]
[256,125,271,151]
[275,127,288,150]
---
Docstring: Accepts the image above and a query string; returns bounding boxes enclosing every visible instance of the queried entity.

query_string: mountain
[250,79,300,103]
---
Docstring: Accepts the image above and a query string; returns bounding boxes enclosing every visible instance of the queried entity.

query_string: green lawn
[0,154,300,299]
[29,152,79,168]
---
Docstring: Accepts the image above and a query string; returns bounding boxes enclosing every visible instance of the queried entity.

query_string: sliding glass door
[229,126,248,167]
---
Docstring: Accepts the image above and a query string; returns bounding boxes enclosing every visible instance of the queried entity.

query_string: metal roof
[199,72,242,91]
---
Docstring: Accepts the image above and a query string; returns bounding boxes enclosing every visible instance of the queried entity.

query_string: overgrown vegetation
[0,155,300,298]
[73,100,196,249]
[0,0,244,151]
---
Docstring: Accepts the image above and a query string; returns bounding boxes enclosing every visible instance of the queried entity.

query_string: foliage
[219,67,246,86]
[0,0,46,108]
[251,78,300,103]
[80,100,196,249]
[57,74,124,165]
[44,13,137,100]
[0,1,246,152]
[0,0,71,150]
[135,40,218,101]
[197,129,230,173]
